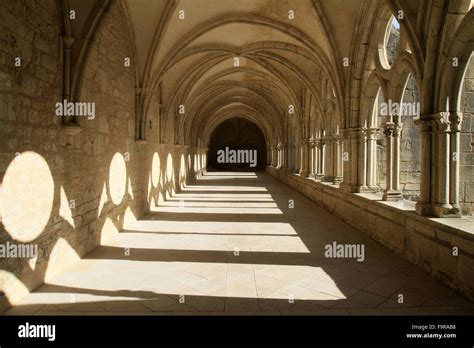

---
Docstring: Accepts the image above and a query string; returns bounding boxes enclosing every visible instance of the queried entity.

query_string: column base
[340,183,377,193]
[62,121,82,136]
[382,190,403,201]
[333,176,343,185]
[314,174,324,181]
[433,203,462,218]
[368,185,381,192]
[299,170,309,178]
[357,185,378,193]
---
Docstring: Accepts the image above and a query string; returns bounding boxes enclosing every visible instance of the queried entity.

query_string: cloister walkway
[6,173,474,315]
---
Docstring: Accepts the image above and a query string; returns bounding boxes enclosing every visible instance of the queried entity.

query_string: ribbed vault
[119,0,354,147]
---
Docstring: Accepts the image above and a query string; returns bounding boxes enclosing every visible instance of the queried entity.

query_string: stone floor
[5,172,474,315]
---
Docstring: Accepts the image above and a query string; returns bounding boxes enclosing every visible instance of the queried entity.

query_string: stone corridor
[1,0,473,319]
[6,173,474,315]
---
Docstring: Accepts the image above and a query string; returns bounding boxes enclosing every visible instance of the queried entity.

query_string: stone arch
[437,10,474,112]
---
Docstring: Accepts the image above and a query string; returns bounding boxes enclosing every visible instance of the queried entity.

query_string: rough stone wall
[0,0,149,310]
[460,58,474,215]
[61,0,147,261]
[0,0,199,312]
[0,0,64,308]
[140,94,200,215]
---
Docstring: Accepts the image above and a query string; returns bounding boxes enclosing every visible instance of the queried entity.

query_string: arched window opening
[381,16,400,68]
[399,74,421,201]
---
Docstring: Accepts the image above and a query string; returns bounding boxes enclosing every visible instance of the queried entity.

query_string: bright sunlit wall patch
[108,152,127,205]
[0,151,54,242]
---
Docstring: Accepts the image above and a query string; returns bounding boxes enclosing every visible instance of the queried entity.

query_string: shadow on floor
[5,172,474,315]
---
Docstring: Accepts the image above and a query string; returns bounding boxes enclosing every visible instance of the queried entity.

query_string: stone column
[414,118,434,215]
[274,145,278,167]
[333,134,343,184]
[310,139,316,178]
[277,144,281,168]
[316,139,325,180]
[280,143,287,170]
[195,147,201,176]
[365,127,379,190]
[292,142,297,173]
[382,122,403,201]
[295,140,301,173]
[449,112,463,215]
[357,128,369,192]
[299,138,310,177]
[201,147,208,174]
[433,112,453,217]
[384,123,393,192]
[322,136,333,182]
[269,146,275,167]
[286,142,292,173]
[392,122,403,192]
[61,35,82,135]
[340,129,353,190]
[341,128,366,192]
[275,145,280,168]
[62,35,75,124]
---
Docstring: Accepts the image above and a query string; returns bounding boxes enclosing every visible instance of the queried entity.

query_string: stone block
[457,255,474,290]
[387,223,406,251]
[41,53,56,72]
[414,222,435,238]
[405,232,422,262]
[0,71,12,91]
[452,235,474,255]
[436,244,458,279]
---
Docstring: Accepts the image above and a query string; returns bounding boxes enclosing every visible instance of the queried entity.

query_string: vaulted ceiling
[62,0,430,146]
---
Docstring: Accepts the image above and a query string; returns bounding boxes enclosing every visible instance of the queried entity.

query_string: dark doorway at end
[207,117,267,172]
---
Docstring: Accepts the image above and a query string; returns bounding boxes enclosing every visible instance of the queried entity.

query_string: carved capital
[449,112,463,132]
[382,122,395,137]
[393,122,403,137]
[364,127,379,138]
[433,112,451,132]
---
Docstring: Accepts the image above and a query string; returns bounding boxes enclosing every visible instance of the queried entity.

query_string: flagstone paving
[5,172,474,315]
